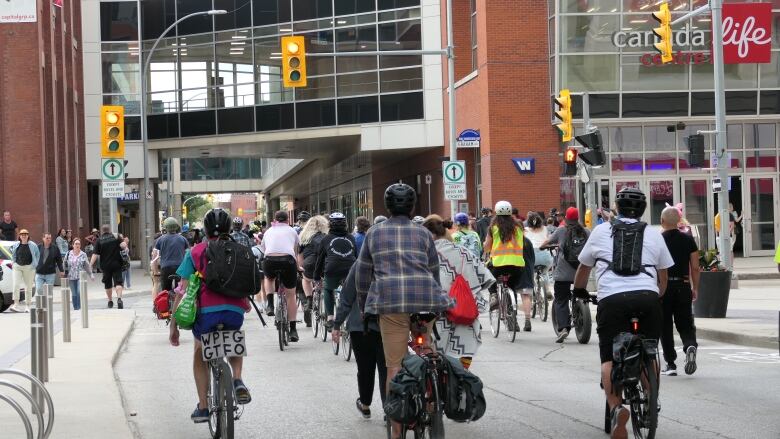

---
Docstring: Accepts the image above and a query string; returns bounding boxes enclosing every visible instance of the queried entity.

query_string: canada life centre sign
[612,3,772,66]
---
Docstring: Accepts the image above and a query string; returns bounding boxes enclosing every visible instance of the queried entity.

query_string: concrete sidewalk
[733,256,780,279]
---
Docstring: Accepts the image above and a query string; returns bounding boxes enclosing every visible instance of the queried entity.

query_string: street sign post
[442,160,467,201]
[444,183,467,201]
[101,159,124,180]
[102,181,124,198]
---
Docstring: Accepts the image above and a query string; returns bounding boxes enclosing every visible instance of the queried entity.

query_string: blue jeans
[34,273,57,295]
[123,269,131,288]
[69,279,81,310]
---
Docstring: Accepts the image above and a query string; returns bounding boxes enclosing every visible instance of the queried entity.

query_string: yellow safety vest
[490,225,525,267]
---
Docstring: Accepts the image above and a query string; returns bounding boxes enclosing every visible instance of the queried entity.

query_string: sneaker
[117,298,124,309]
[356,398,371,419]
[489,293,498,311]
[233,379,252,405]
[191,405,209,423]
[661,363,677,376]
[555,328,569,343]
[684,346,698,375]
[523,319,532,332]
[8,305,21,313]
[107,300,114,309]
[266,297,275,316]
[289,328,299,342]
[610,405,629,439]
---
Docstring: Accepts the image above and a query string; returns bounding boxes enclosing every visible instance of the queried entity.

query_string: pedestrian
[230,217,253,247]
[660,207,700,376]
[150,232,162,297]
[0,211,18,241]
[451,212,482,258]
[332,264,388,419]
[35,233,64,299]
[353,216,370,255]
[372,215,387,225]
[55,228,69,257]
[65,229,73,249]
[64,238,94,310]
[90,225,125,309]
[10,229,38,312]
[423,215,495,369]
[121,237,132,289]
[474,207,493,244]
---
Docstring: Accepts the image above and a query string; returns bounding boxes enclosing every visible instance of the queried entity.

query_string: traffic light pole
[581,93,598,228]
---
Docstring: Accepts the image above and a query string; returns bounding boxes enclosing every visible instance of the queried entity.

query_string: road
[115,298,780,439]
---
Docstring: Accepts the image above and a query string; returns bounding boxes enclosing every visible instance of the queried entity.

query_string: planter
[694,270,732,318]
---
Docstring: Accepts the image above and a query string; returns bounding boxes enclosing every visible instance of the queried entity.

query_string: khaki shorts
[380,313,434,368]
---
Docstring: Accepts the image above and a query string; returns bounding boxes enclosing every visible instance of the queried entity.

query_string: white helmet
[494,200,512,216]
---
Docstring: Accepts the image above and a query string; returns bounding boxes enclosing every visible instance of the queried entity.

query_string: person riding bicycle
[230,217,253,248]
[299,215,329,326]
[572,187,673,439]
[169,208,252,423]
[294,210,312,234]
[354,183,450,439]
[315,212,357,330]
[259,210,301,341]
[452,212,482,258]
[484,201,534,332]
[524,212,553,299]
[154,217,190,295]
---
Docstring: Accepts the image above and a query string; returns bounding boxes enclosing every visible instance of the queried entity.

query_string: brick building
[0,0,89,239]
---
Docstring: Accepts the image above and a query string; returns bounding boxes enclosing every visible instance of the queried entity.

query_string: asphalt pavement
[115,298,780,439]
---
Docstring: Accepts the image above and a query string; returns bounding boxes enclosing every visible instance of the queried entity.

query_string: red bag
[154,290,171,319]
[446,273,479,325]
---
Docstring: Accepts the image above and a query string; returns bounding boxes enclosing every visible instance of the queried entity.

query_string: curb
[111,311,137,367]
[735,273,780,280]
[697,327,778,350]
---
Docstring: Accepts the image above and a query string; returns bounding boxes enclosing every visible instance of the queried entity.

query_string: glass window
[256,103,295,131]
[216,41,253,84]
[335,0,375,16]
[611,154,644,174]
[218,107,254,134]
[338,96,380,124]
[560,15,619,53]
[141,0,175,40]
[150,91,178,113]
[100,2,138,41]
[293,0,332,21]
[296,100,336,128]
[253,0,291,26]
[622,55,688,91]
[645,155,677,174]
[610,127,642,153]
[215,0,252,31]
[745,124,776,149]
[102,52,140,94]
[147,113,179,139]
[622,93,688,117]
[560,0,619,13]
[217,83,255,107]
[647,180,675,224]
[379,20,421,50]
[295,76,336,100]
[471,0,477,71]
[124,116,141,140]
[180,110,216,137]
[727,124,743,150]
[378,0,420,10]
[726,91,758,115]
[745,150,778,171]
[380,92,423,121]
[257,78,293,105]
[255,37,283,83]
[680,124,711,150]
[561,55,618,91]
[177,0,213,35]
[759,52,780,87]
[692,63,758,89]
[338,72,378,96]
[336,25,378,73]
[760,90,780,114]
[180,88,214,111]
[645,126,676,152]
[180,44,216,91]
[380,67,422,93]
[303,30,335,76]
[691,92,714,116]
[104,94,141,115]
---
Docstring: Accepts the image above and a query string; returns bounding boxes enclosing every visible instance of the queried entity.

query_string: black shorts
[160,265,180,292]
[102,268,124,290]
[262,255,298,289]
[489,265,525,293]
[596,291,662,363]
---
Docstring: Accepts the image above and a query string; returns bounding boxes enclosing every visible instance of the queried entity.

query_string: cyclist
[452,212,482,258]
[373,215,387,225]
[315,212,357,330]
[412,215,425,225]
[572,187,673,439]
[524,212,553,299]
[259,210,301,341]
[230,217,253,248]
[299,215,329,325]
[355,183,450,439]
[484,201,533,332]
[294,210,312,234]
[154,217,189,297]
[541,207,590,343]
[169,208,252,423]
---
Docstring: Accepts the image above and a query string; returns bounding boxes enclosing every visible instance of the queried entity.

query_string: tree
[185,196,212,224]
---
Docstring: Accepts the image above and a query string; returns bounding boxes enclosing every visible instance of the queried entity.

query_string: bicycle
[273,272,289,351]
[329,286,352,361]
[488,275,519,342]
[550,284,592,344]
[386,313,445,439]
[201,323,247,439]
[531,265,549,322]
[310,280,323,338]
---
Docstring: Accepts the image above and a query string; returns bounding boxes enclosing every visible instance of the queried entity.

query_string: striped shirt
[356,216,450,315]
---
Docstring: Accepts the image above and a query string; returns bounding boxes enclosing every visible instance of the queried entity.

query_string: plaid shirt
[356,216,450,315]
[230,230,253,248]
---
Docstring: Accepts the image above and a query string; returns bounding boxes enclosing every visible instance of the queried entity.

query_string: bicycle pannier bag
[446,273,479,325]
[203,238,262,298]
[384,354,426,424]
[154,290,171,319]
[611,333,643,387]
[443,354,487,422]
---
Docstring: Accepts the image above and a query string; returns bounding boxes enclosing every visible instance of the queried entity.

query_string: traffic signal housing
[564,148,578,176]
[652,3,673,64]
[687,134,705,167]
[576,130,606,167]
[554,89,573,142]
[182,205,188,219]
[281,36,307,88]
[101,105,125,158]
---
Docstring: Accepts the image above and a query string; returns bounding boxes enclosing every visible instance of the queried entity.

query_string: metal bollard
[45,284,54,359]
[80,271,89,329]
[61,287,71,342]
[34,294,49,384]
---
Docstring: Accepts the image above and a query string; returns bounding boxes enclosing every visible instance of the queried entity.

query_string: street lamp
[139,9,226,269]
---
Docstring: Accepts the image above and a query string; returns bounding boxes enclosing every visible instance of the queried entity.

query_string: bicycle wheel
[540,282,549,322]
[320,293,328,342]
[342,331,352,361]
[208,367,221,439]
[630,357,659,439]
[488,290,501,338]
[219,362,235,439]
[604,399,611,434]
[573,300,592,344]
[531,282,539,319]
[332,333,340,355]
[429,374,445,439]
[550,300,559,335]
[505,290,517,343]
[277,294,286,351]
[311,291,320,338]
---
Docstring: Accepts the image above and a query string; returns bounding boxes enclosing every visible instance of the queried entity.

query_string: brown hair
[422,214,451,240]
[355,216,370,233]
[491,214,518,243]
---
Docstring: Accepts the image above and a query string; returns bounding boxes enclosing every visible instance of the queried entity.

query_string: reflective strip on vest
[490,226,525,267]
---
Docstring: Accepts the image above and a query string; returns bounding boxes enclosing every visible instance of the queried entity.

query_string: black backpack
[600,221,653,277]
[385,354,426,424]
[202,238,262,298]
[562,225,588,268]
[442,355,487,422]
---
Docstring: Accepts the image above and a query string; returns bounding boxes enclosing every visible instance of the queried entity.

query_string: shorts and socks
[262,255,297,289]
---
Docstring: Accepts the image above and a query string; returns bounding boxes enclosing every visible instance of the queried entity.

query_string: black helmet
[298,211,311,223]
[384,183,416,217]
[204,208,232,237]
[615,187,647,219]
[329,212,347,229]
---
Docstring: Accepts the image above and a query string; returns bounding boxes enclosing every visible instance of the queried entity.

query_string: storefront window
[623,0,688,12]
[560,178,577,210]
[561,55,619,91]
[744,124,776,149]
[611,153,643,174]
[560,15,619,53]
[645,126,676,152]
[645,153,677,173]
[610,126,642,153]
[745,150,779,171]
[560,0,619,13]
[648,180,675,225]
[727,124,743,150]
[760,52,780,87]
[622,56,688,91]
[692,63,758,89]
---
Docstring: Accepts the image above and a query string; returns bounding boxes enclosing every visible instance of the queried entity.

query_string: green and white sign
[102,158,124,180]
[442,160,466,184]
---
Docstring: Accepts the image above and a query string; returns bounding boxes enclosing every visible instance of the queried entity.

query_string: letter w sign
[511,157,535,174]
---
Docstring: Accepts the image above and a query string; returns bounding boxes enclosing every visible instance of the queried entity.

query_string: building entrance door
[646,179,676,226]
[743,176,779,257]
[681,178,712,252]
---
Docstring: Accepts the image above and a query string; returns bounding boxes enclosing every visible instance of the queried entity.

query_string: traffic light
[554,89,573,142]
[652,3,673,64]
[687,134,705,167]
[281,36,307,88]
[564,148,578,176]
[237,208,244,216]
[575,130,606,167]
[182,205,188,219]
[101,105,124,158]
[584,209,593,229]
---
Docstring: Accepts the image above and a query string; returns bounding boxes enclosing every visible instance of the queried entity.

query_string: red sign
[53,0,63,7]
[721,3,772,64]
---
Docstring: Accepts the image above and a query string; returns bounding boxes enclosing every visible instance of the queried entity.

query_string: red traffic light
[564,148,578,164]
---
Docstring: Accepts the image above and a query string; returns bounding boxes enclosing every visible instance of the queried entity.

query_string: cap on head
[565,207,579,221]
[454,212,469,226]
[494,201,512,216]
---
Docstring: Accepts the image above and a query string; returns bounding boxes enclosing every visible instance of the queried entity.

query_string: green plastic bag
[174,274,200,330]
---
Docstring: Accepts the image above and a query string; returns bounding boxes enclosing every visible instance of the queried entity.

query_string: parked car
[0,241,16,313]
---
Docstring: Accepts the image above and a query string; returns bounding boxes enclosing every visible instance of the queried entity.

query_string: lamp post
[139,9,226,269]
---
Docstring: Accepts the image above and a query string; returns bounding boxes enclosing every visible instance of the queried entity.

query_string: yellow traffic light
[584,209,593,228]
[652,3,673,64]
[101,105,125,158]
[182,205,188,219]
[281,36,307,88]
[237,208,244,216]
[554,89,573,142]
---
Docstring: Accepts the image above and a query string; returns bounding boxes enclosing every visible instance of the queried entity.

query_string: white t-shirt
[259,223,299,258]
[578,218,674,300]
[524,227,548,249]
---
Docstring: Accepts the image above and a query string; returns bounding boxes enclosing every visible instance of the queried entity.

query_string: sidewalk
[732,256,779,280]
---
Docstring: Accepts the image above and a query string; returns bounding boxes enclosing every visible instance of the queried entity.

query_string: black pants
[351,330,387,406]
[160,265,179,292]
[661,281,698,365]
[553,281,573,332]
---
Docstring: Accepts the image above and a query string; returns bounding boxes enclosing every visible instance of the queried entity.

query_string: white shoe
[8,305,21,313]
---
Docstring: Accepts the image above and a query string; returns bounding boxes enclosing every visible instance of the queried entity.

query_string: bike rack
[0,369,55,438]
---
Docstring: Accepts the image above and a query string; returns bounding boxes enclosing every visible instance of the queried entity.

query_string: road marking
[708,352,780,364]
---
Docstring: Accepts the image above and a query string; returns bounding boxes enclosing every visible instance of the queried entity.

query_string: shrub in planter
[693,249,731,318]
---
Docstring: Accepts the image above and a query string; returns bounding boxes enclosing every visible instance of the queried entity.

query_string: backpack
[600,221,653,277]
[327,236,356,262]
[385,354,426,424]
[154,291,171,320]
[442,354,487,422]
[611,333,658,390]
[120,249,130,271]
[562,225,587,268]
[202,238,262,298]
[446,260,479,325]
[455,232,481,258]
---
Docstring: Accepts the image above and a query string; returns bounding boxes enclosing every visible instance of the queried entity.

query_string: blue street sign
[512,157,536,174]
[456,129,480,148]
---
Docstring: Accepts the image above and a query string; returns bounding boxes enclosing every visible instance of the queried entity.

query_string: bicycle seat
[168,274,181,280]
[498,275,511,283]
[534,265,546,271]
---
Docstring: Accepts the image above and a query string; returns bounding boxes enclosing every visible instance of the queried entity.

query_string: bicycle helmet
[204,208,232,237]
[454,212,469,226]
[298,211,312,223]
[232,216,244,230]
[384,183,417,217]
[412,216,425,225]
[329,212,347,229]
[615,187,647,219]
[494,200,512,216]
[373,215,388,225]
[162,217,179,233]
